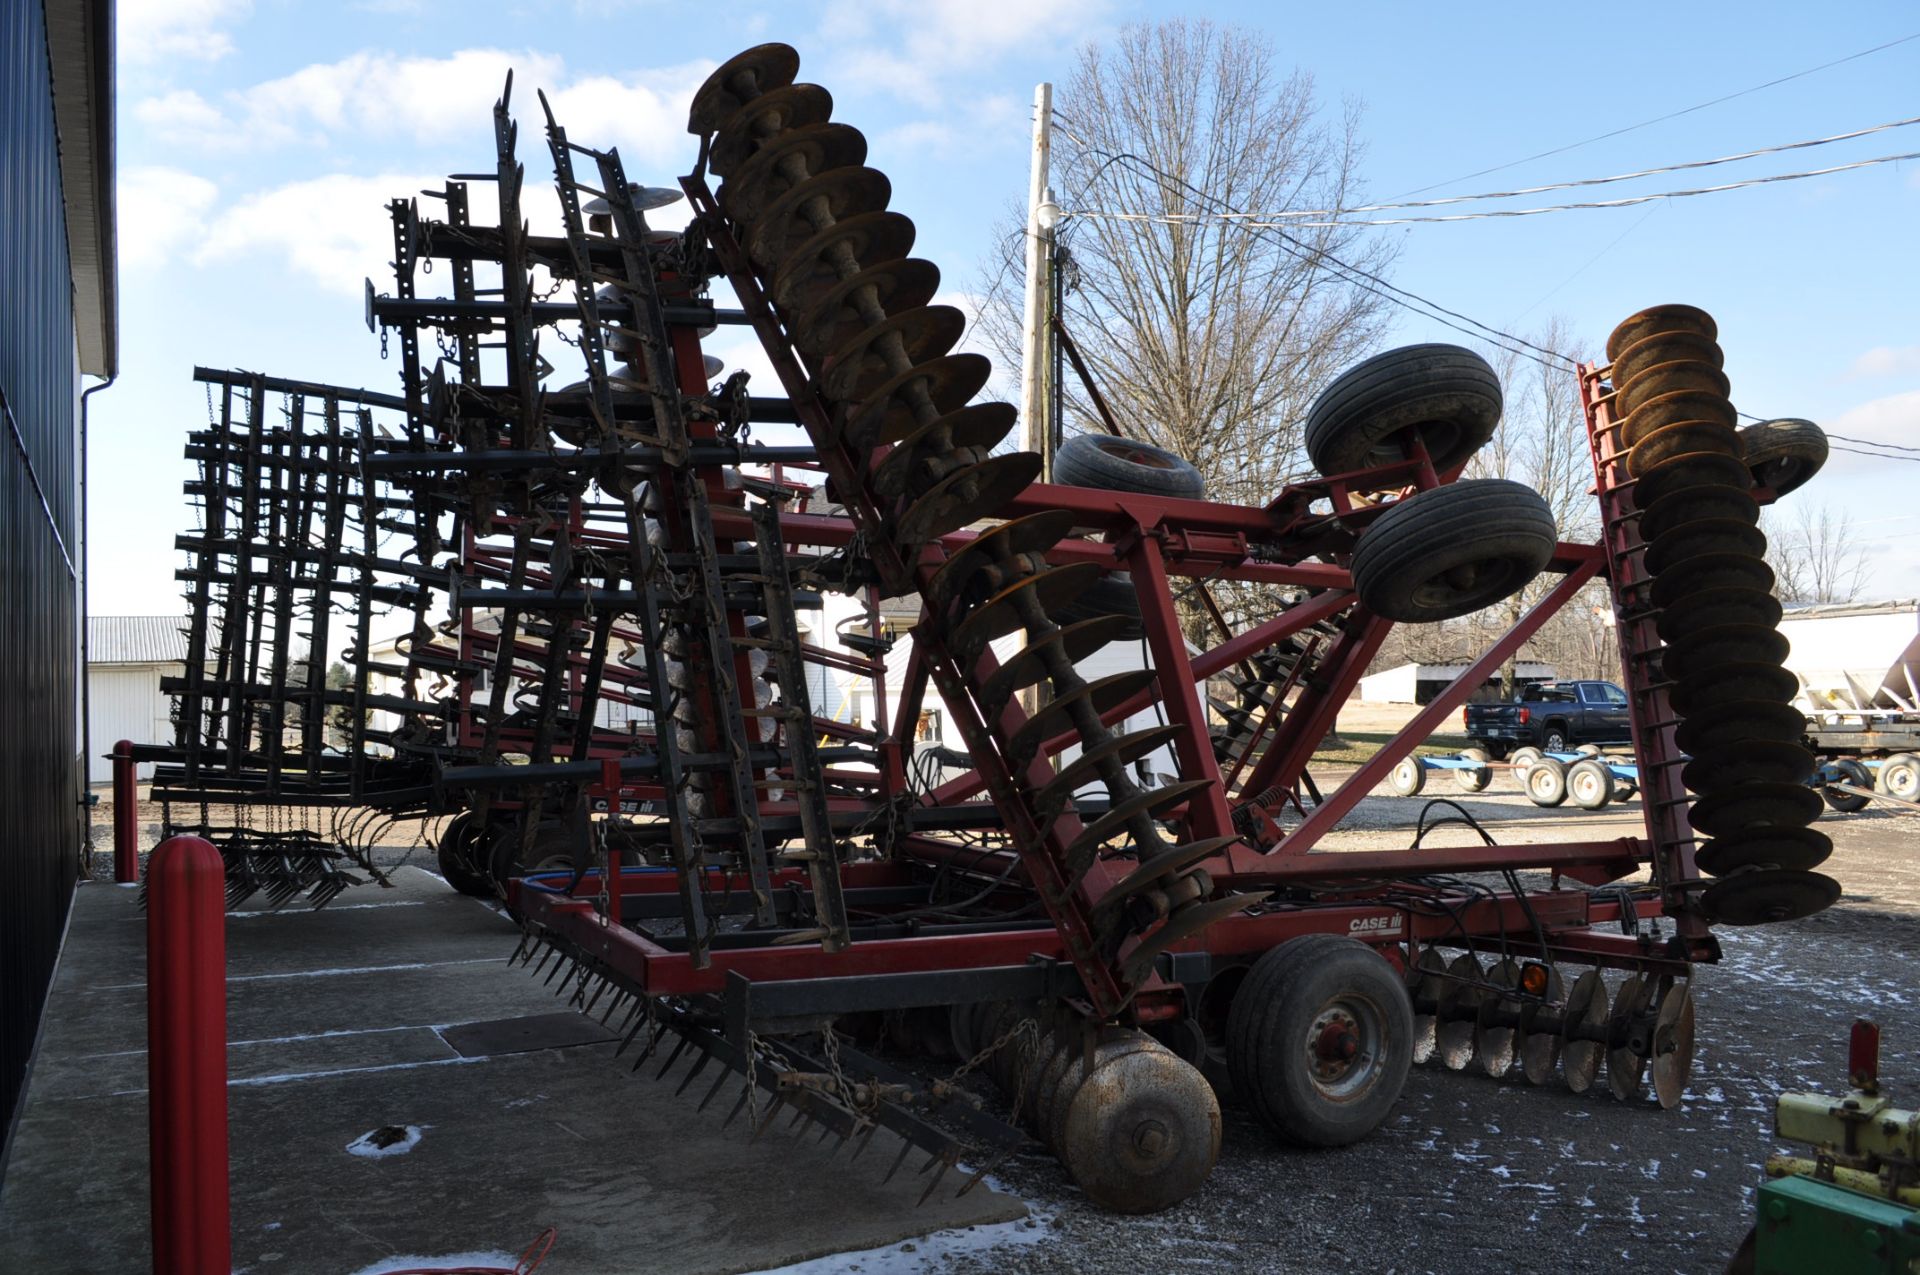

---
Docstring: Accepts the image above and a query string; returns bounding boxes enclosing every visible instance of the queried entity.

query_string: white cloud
[1824,390,1920,468]
[196,173,439,295]
[820,0,1112,97]
[118,165,219,269]
[120,0,251,63]
[133,48,713,169]
[1846,345,1920,380]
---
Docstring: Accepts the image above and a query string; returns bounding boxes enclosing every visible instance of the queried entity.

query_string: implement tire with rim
[1306,343,1503,477]
[1879,753,1920,802]
[1053,432,1206,499]
[1567,759,1613,810]
[1348,479,1558,623]
[1525,757,1569,807]
[1738,418,1827,498]
[1454,747,1493,792]
[435,812,497,897]
[1227,935,1414,1148]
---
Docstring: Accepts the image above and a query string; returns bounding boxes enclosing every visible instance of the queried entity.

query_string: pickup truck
[1461,680,1633,758]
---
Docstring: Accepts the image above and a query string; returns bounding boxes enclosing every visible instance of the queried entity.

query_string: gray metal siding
[1,0,83,1155]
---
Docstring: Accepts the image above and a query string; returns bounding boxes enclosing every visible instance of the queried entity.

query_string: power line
[1064,148,1920,228]
[1180,114,1920,218]
[1827,431,1920,455]
[1050,125,1578,373]
[1392,30,1920,198]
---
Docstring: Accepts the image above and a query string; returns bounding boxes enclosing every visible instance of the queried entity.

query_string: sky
[96,0,1920,627]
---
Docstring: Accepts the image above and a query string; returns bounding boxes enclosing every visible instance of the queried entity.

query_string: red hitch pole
[146,835,231,1275]
[1849,1018,1880,1093]
[112,740,139,884]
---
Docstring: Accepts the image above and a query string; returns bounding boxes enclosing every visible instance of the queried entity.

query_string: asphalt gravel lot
[919,788,1920,1275]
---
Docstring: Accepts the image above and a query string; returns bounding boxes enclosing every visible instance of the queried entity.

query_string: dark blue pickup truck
[1461,680,1633,758]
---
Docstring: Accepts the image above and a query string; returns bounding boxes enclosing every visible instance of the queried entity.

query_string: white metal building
[86,617,187,782]
[1357,660,1557,705]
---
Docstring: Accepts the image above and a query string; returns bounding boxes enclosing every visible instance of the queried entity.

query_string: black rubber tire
[1738,418,1827,497]
[1525,757,1569,807]
[1509,746,1543,775]
[1054,433,1206,499]
[1880,753,1920,802]
[1541,725,1571,754]
[1819,759,1872,813]
[435,813,496,897]
[1387,756,1427,796]
[1454,748,1492,792]
[1348,480,1558,623]
[1227,936,1414,1148]
[1051,572,1143,641]
[1567,759,1613,810]
[1306,344,1503,477]
[489,819,581,884]
[1614,782,1639,803]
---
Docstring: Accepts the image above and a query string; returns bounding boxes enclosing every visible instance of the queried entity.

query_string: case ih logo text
[1349,915,1404,937]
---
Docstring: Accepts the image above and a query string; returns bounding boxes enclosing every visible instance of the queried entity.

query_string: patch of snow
[347,1125,425,1158]
[747,1185,1050,1274]
[348,1251,517,1275]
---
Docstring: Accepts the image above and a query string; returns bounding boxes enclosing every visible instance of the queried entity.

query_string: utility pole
[1018,83,1056,481]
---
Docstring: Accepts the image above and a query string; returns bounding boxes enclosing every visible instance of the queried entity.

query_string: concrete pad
[0,868,1024,1274]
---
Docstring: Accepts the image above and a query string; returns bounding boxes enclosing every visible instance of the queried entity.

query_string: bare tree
[1462,319,1605,693]
[1766,501,1871,606]
[976,18,1394,526]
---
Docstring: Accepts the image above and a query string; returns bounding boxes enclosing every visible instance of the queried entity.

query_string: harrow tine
[656,1031,693,1080]
[849,1122,880,1163]
[615,1015,647,1058]
[752,1095,788,1142]
[698,1068,732,1113]
[957,1150,1012,1197]
[882,1136,914,1185]
[917,1152,955,1207]
[722,1083,754,1130]
[507,932,532,967]
[530,943,556,977]
[674,1047,713,1096]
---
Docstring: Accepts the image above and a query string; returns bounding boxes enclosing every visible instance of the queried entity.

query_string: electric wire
[1392,30,1920,198]
[1064,147,1920,227]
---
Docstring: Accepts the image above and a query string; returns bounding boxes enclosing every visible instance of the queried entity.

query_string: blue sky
[99,0,1920,621]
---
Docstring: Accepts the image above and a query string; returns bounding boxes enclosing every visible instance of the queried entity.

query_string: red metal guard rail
[112,740,139,884]
[147,834,230,1275]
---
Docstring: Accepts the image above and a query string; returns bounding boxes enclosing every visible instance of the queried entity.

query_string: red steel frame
[505,324,1719,1019]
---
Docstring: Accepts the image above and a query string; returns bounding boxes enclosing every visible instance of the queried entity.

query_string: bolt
[1133,1119,1169,1158]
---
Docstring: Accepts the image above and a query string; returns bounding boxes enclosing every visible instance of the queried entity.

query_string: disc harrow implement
[146,40,1843,1212]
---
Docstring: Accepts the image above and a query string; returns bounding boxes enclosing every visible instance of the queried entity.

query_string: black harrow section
[1604,305,1839,925]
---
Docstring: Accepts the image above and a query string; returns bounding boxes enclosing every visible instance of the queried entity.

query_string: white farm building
[86,617,186,782]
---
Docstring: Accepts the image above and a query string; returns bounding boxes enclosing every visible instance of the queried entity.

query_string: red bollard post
[146,835,230,1275]
[112,740,139,884]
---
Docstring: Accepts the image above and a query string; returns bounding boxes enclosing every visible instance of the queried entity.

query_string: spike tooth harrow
[146,40,1840,1210]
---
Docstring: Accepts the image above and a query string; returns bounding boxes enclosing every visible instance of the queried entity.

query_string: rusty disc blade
[710,82,834,176]
[1410,947,1450,1066]
[1643,519,1768,576]
[872,402,1018,500]
[743,166,894,268]
[1055,1036,1224,1212]
[978,614,1134,712]
[788,257,942,357]
[1007,671,1159,767]
[1673,698,1807,754]
[1561,968,1610,1094]
[895,452,1041,545]
[1617,361,1733,419]
[1649,551,1774,611]
[1607,305,1718,363]
[1043,1030,1162,1156]
[925,509,1078,617]
[1627,420,1743,478]
[1062,779,1217,879]
[1437,953,1484,1072]
[1694,825,1832,876]
[688,42,801,134]
[1606,975,1652,1102]
[1664,623,1791,683]
[1036,725,1184,816]
[1621,388,1738,445]
[1632,450,1752,510]
[1681,738,1813,792]
[1655,585,1783,645]
[1117,893,1268,990]
[1518,967,1566,1086]
[1700,868,1840,926]
[817,305,967,403]
[842,353,994,451]
[1639,484,1759,542]
[947,561,1103,660]
[769,210,917,306]
[1650,983,1695,1110]
[721,122,870,223]
[1669,660,1800,717]
[1475,958,1521,1078]
[1092,835,1237,919]
[1688,781,1823,837]
[1612,329,1724,387]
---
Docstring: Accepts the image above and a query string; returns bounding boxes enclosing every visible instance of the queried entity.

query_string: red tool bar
[146,835,231,1275]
